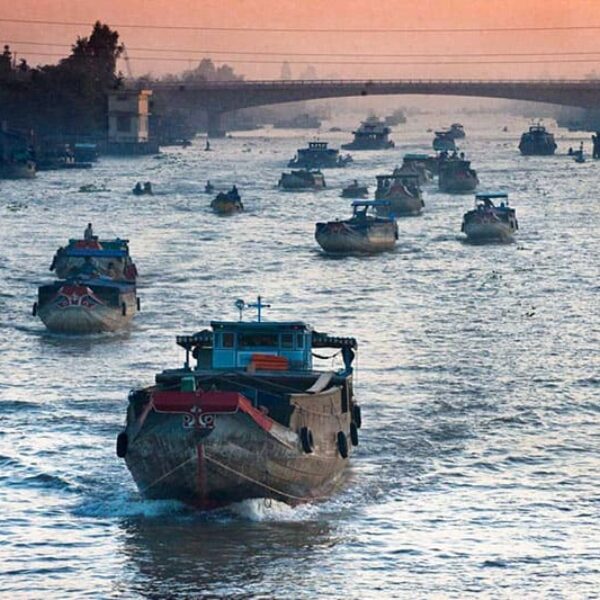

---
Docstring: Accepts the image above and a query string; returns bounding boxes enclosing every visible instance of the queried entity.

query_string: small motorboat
[315,200,398,254]
[461,192,518,243]
[374,171,424,216]
[278,169,326,190]
[341,180,369,198]
[433,131,457,152]
[117,297,362,508]
[133,181,153,196]
[519,123,557,156]
[211,187,243,215]
[448,123,466,139]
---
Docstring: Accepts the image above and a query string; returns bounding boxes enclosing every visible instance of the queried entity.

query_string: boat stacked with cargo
[117,298,362,508]
[288,141,352,169]
[374,170,424,216]
[342,116,395,150]
[461,192,518,242]
[35,228,140,333]
[315,200,398,254]
[519,123,557,156]
[278,169,326,190]
[438,155,479,194]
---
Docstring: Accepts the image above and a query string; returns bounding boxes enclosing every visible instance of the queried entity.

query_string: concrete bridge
[147,78,600,137]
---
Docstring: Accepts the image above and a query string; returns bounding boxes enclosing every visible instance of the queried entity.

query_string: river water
[0,113,598,599]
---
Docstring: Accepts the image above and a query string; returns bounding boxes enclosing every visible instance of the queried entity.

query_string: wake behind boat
[117,297,362,508]
[315,200,398,254]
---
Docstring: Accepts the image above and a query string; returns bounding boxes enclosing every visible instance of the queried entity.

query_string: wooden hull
[278,173,325,190]
[0,160,36,179]
[463,221,515,242]
[210,198,243,215]
[315,222,397,253]
[37,283,137,333]
[439,174,479,194]
[376,193,424,216]
[122,387,355,507]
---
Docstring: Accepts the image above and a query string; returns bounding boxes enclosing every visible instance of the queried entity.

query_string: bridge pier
[206,110,226,138]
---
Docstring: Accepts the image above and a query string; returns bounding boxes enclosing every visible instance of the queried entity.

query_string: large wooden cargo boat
[519,123,557,156]
[35,279,138,333]
[439,157,479,194]
[117,298,362,508]
[374,171,424,216]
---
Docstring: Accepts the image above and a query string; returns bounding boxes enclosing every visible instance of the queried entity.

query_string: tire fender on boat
[299,426,314,454]
[121,302,127,316]
[32,302,37,317]
[136,297,141,311]
[337,431,349,459]
[352,404,362,429]
[116,432,128,458]
[350,422,359,446]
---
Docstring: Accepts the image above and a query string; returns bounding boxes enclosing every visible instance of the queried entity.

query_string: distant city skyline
[2,0,600,80]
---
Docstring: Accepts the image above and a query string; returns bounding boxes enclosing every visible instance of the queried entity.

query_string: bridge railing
[147,78,600,89]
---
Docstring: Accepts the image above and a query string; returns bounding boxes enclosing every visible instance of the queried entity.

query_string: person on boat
[229,185,240,201]
[84,223,94,241]
[205,180,214,193]
[106,261,119,279]
[143,181,153,194]
[568,147,574,156]
[133,182,143,195]
[205,140,211,151]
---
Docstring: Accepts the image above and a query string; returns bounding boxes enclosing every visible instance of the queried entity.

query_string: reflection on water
[0,113,598,598]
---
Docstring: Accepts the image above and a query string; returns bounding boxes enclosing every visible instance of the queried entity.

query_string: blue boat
[117,297,362,508]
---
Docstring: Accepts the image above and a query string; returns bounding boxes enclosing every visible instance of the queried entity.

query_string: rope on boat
[203,452,327,502]
[139,453,197,494]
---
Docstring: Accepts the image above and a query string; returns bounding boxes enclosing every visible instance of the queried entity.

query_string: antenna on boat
[247,296,270,322]
[235,299,245,321]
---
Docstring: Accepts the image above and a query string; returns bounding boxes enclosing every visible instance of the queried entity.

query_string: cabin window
[222,332,234,348]
[281,333,294,348]
[238,333,278,348]
[296,334,304,349]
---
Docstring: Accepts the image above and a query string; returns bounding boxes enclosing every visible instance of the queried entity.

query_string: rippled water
[1,113,598,598]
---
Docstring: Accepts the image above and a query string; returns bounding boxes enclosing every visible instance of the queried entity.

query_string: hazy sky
[2,0,600,79]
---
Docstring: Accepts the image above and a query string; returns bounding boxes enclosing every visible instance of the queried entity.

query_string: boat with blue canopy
[117,297,362,508]
[461,192,519,242]
[315,200,398,254]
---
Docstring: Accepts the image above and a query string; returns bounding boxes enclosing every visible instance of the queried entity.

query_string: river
[0,112,598,598]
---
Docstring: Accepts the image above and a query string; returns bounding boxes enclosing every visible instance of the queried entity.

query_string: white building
[107,90,152,145]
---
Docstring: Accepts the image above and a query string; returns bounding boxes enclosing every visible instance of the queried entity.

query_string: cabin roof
[351,200,390,207]
[404,153,430,160]
[211,320,310,331]
[62,248,128,258]
[476,191,508,199]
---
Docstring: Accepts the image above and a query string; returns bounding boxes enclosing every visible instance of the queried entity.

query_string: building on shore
[106,90,159,155]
